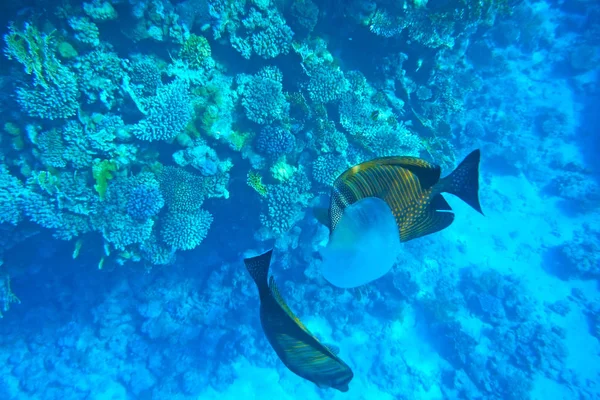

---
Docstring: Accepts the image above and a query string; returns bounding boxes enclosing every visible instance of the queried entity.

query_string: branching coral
[311,154,347,187]
[160,209,213,250]
[68,17,100,47]
[0,165,24,225]
[132,79,193,142]
[130,55,163,97]
[240,72,289,124]
[157,166,208,212]
[254,125,296,158]
[4,22,80,119]
[306,64,349,104]
[259,168,312,236]
[73,50,130,109]
[127,183,165,221]
[22,171,96,240]
[179,34,214,70]
[36,129,67,168]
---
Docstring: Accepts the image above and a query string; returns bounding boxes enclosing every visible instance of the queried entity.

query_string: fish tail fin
[243,249,273,295]
[440,149,484,215]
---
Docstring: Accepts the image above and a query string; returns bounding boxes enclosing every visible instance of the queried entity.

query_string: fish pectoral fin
[400,195,455,242]
[431,193,452,211]
[316,382,329,389]
[324,343,340,355]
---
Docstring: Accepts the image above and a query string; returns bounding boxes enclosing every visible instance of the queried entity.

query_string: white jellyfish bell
[319,197,402,289]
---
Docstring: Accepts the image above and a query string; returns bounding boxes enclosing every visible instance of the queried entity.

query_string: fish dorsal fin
[324,343,340,355]
[243,249,273,295]
[381,156,441,190]
[338,156,441,191]
[269,276,310,334]
[399,194,454,242]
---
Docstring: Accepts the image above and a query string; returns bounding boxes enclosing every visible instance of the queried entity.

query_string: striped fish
[316,149,484,242]
[244,250,354,392]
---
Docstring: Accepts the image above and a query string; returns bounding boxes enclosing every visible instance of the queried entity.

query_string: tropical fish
[319,197,401,288]
[370,110,380,121]
[315,149,483,243]
[243,249,354,392]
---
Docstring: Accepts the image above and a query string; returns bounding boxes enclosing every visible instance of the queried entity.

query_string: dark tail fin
[243,249,273,296]
[440,149,484,215]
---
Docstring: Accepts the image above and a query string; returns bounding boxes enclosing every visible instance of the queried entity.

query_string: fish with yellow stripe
[316,149,484,242]
[243,249,354,392]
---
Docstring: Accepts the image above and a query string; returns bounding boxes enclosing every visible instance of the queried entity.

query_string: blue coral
[130,55,162,96]
[260,170,312,236]
[241,75,289,124]
[127,184,165,221]
[160,209,213,251]
[254,125,295,158]
[307,64,349,104]
[312,153,347,186]
[251,20,294,59]
[157,166,207,212]
[0,165,24,225]
[132,80,193,142]
[16,70,79,120]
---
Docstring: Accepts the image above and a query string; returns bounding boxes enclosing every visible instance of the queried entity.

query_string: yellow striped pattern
[331,157,451,242]
[262,277,352,383]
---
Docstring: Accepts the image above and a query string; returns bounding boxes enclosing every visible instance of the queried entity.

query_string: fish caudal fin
[440,149,484,215]
[243,249,273,296]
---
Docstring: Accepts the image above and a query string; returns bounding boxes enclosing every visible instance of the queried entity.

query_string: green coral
[179,34,212,69]
[3,23,63,88]
[92,159,117,200]
[247,171,268,197]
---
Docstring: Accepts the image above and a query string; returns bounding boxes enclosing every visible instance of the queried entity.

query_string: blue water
[0,0,598,399]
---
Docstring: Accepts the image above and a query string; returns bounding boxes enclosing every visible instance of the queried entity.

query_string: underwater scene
[0,0,599,399]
